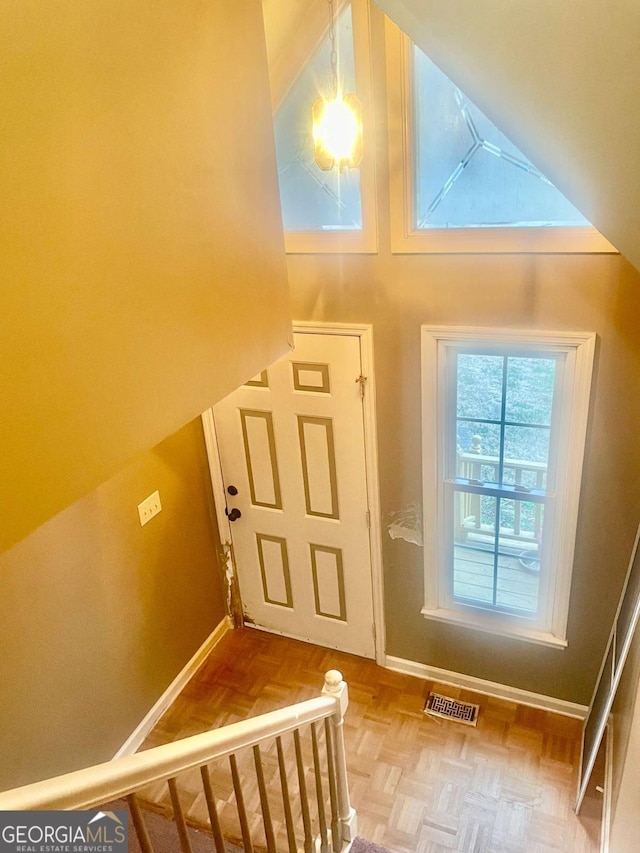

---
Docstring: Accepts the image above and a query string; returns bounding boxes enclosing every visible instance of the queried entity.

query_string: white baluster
[322,670,357,848]
[469,435,482,531]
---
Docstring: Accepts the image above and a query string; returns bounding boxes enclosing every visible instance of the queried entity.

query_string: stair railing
[0,670,357,853]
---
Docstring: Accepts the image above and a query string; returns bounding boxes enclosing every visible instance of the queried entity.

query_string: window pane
[453,495,497,605]
[453,493,542,614]
[456,353,503,421]
[456,422,501,480]
[413,46,590,230]
[499,498,543,541]
[414,49,475,226]
[495,500,541,613]
[503,426,550,489]
[505,357,556,426]
[274,4,362,232]
[453,546,494,605]
[495,551,540,613]
[454,491,496,546]
[422,144,588,230]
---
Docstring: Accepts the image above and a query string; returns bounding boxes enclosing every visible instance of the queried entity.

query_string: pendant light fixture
[312,0,363,172]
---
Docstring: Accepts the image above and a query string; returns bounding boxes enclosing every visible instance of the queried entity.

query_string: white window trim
[421,326,596,648]
[279,0,378,255]
[385,18,617,256]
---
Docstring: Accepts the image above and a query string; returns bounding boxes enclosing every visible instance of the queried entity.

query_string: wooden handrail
[0,695,337,812]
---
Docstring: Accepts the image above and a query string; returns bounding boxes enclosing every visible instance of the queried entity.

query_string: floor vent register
[423,692,480,726]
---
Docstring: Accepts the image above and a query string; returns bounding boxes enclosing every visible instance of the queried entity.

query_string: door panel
[213,331,376,658]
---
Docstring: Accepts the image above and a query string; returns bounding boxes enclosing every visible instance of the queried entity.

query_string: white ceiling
[372,0,640,271]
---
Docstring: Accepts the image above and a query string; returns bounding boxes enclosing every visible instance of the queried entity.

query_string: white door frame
[201,322,386,664]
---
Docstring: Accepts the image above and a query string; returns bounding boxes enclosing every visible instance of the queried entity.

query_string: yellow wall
[0,0,291,553]
[0,418,226,791]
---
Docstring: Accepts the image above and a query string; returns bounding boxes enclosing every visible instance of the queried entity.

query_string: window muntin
[422,327,596,647]
[413,46,590,231]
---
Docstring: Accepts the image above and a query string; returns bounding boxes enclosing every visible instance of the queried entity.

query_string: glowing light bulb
[315,97,358,160]
[312,92,363,171]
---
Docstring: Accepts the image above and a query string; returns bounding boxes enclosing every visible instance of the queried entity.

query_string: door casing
[202,322,386,664]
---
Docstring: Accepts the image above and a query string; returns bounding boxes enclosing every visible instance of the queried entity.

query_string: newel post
[322,670,357,845]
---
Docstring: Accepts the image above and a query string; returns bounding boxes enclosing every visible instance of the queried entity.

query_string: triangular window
[412,46,589,230]
[273,4,362,233]
[384,19,614,252]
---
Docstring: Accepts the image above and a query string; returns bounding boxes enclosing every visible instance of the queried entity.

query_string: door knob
[227,508,242,522]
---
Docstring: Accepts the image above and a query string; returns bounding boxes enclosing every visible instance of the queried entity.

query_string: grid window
[421,327,595,646]
[451,352,556,616]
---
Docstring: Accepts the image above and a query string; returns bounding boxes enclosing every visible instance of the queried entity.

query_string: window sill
[421,606,568,649]
[392,226,617,255]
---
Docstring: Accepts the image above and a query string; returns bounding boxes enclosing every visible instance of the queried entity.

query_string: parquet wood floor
[139,628,599,853]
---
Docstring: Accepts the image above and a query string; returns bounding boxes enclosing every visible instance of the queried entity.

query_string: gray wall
[288,251,640,705]
[284,3,640,705]
[0,418,226,791]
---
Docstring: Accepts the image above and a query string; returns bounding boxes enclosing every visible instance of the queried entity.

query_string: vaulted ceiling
[262,0,329,109]
[264,0,640,272]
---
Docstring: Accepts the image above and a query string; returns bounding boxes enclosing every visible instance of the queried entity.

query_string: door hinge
[355,374,368,399]
[372,622,377,642]
[366,509,371,529]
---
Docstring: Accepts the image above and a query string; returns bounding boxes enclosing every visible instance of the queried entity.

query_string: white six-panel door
[212,331,376,658]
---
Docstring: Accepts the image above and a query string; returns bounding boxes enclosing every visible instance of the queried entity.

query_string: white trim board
[201,408,233,549]
[113,616,232,759]
[201,408,237,620]
[385,654,588,719]
[420,325,595,647]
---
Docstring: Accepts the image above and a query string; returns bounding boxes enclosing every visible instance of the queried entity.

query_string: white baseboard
[385,654,588,719]
[113,616,233,759]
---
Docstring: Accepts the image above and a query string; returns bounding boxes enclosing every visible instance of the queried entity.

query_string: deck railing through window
[456,437,545,551]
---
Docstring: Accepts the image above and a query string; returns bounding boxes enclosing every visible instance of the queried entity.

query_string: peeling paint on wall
[387,504,423,547]
[218,542,244,627]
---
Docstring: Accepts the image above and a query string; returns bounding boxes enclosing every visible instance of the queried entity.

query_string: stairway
[0,671,357,853]
[105,800,393,853]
